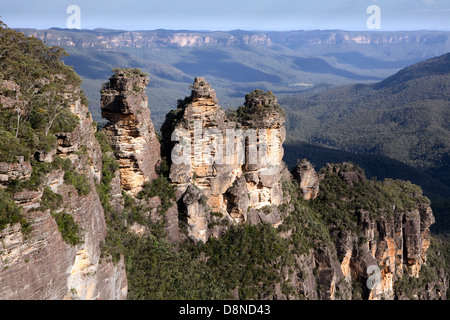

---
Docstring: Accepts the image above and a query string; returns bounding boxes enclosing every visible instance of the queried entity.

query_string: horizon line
[13,26,450,33]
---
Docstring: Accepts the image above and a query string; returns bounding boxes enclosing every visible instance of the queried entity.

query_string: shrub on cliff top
[228,89,285,124]
[112,67,147,78]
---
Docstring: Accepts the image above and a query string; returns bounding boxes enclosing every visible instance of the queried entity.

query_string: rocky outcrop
[0,80,21,110]
[161,78,287,242]
[292,159,319,200]
[182,184,210,243]
[323,164,439,300]
[101,68,161,195]
[0,84,127,300]
[321,162,366,187]
[0,157,32,185]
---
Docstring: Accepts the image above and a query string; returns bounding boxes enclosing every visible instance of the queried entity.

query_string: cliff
[22,29,450,49]
[0,82,127,300]
[0,25,127,300]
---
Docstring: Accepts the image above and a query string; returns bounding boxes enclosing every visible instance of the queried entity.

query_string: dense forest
[280,53,450,233]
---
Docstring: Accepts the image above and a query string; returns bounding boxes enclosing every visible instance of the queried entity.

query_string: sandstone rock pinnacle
[161,78,288,242]
[292,159,320,200]
[101,68,161,195]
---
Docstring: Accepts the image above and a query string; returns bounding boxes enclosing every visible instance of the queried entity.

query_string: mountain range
[18,28,450,127]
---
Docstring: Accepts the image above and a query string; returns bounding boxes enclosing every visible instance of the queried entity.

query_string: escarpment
[313,163,443,300]
[0,82,127,300]
[0,25,128,299]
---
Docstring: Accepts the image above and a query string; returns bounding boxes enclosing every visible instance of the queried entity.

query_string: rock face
[101,69,161,195]
[323,164,438,300]
[0,85,127,300]
[0,158,32,185]
[161,78,288,242]
[292,159,319,200]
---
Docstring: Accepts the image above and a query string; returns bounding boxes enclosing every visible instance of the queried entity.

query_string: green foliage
[0,23,82,242]
[101,153,119,187]
[228,90,285,124]
[279,195,332,254]
[93,129,127,264]
[200,223,293,299]
[52,155,72,171]
[0,188,23,230]
[137,177,175,214]
[0,129,30,163]
[94,131,113,153]
[126,236,229,300]
[0,22,81,169]
[94,131,119,190]
[52,211,81,245]
[157,158,170,177]
[7,157,71,194]
[40,186,63,211]
[64,170,91,196]
[313,168,430,230]
[8,160,54,193]
[112,67,147,78]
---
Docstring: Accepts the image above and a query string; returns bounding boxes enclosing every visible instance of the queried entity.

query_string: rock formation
[1,60,447,300]
[161,78,288,242]
[319,164,439,300]
[101,68,161,195]
[0,84,127,300]
[292,159,320,200]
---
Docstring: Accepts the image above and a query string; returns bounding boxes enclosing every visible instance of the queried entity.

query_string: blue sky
[1,0,450,31]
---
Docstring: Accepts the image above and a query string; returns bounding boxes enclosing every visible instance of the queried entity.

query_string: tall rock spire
[101,68,161,195]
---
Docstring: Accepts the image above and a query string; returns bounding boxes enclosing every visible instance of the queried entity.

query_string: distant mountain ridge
[375,52,450,89]
[19,28,450,49]
[17,28,450,130]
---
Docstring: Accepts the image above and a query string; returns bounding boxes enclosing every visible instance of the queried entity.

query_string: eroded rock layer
[161,78,288,242]
[101,69,161,195]
[0,86,127,300]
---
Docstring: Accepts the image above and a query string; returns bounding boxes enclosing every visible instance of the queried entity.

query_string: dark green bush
[40,186,63,211]
[52,211,81,245]
[64,170,91,196]
[0,188,23,230]
[137,177,175,214]
[0,129,30,163]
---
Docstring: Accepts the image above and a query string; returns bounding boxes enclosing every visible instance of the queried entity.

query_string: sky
[1,0,450,31]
